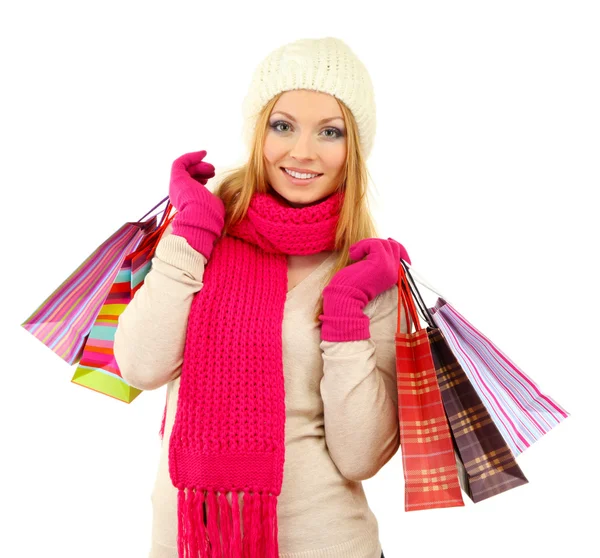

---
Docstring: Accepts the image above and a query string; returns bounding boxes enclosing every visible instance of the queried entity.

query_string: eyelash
[270,120,344,139]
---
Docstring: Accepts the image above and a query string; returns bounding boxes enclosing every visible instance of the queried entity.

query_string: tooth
[286,168,318,179]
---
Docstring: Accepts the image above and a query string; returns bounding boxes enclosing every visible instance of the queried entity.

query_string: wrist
[171,221,221,260]
[319,313,370,341]
[171,207,224,260]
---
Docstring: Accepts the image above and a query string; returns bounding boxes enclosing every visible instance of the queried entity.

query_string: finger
[171,150,206,180]
[387,237,411,264]
[189,173,215,184]
[348,239,368,261]
[349,238,382,261]
[171,150,208,173]
[189,161,215,177]
[385,239,401,261]
[175,150,207,167]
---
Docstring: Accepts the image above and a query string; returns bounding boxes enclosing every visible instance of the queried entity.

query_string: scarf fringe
[177,487,278,558]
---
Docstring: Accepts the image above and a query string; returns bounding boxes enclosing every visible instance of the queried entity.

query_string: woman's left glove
[319,237,411,342]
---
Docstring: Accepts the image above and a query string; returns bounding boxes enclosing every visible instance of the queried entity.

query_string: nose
[288,130,317,160]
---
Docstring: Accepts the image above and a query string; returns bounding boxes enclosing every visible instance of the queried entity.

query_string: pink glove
[319,237,411,342]
[169,150,225,260]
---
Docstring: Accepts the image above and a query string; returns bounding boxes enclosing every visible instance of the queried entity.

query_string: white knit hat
[241,37,377,160]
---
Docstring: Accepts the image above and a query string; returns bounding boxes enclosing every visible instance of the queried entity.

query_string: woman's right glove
[168,150,225,260]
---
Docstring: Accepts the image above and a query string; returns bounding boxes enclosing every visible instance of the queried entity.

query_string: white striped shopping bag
[428,297,570,457]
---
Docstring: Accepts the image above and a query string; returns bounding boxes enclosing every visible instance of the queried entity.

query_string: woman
[114,36,409,558]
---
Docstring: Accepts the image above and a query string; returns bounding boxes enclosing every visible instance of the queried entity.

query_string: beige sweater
[114,221,407,558]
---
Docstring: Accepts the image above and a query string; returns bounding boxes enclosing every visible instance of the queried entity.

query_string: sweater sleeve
[319,284,408,482]
[113,220,207,391]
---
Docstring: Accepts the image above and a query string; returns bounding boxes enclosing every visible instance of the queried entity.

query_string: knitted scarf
[160,188,344,558]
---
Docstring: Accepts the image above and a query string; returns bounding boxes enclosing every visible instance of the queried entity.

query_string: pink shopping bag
[71,201,175,403]
[21,197,170,366]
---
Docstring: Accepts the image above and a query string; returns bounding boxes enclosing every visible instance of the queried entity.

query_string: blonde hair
[213,91,379,324]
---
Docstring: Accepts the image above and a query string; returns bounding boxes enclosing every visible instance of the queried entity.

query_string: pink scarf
[160,189,344,557]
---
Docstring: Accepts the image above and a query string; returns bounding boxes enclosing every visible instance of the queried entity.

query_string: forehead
[272,89,343,119]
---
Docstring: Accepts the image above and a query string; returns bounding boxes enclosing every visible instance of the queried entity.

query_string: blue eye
[270,120,343,139]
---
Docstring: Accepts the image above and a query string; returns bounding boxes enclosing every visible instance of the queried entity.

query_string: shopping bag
[401,260,529,503]
[395,261,465,511]
[428,296,570,457]
[20,196,171,365]
[71,200,175,403]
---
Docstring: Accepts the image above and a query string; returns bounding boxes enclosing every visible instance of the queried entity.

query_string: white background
[2,1,598,557]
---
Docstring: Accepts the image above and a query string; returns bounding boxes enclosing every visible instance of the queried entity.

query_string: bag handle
[402,262,448,302]
[159,202,175,230]
[401,259,436,328]
[147,204,175,260]
[133,201,175,259]
[397,261,421,334]
[137,196,171,226]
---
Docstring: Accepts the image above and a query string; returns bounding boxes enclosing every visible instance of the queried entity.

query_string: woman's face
[263,89,347,208]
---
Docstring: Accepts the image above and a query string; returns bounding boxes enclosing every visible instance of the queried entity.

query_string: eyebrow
[270,111,345,125]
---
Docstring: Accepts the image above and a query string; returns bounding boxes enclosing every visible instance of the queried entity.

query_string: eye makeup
[269,120,345,139]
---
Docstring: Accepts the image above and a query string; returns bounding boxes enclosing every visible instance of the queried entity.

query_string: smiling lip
[281,166,323,175]
[281,167,323,185]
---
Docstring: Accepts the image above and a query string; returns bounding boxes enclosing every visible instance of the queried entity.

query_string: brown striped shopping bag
[401,260,529,503]
[395,261,464,511]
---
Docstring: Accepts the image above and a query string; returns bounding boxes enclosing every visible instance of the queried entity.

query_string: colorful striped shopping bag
[395,261,465,511]
[71,201,175,403]
[21,197,170,366]
[401,260,529,503]
[428,297,570,458]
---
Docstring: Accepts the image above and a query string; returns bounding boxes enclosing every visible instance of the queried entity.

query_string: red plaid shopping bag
[395,261,465,511]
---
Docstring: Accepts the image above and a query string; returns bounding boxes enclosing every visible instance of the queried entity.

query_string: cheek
[263,135,284,164]
[325,146,347,172]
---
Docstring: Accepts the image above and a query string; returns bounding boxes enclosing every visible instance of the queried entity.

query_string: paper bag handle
[397,261,421,334]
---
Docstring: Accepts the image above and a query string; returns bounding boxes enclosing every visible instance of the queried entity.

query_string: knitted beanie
[241,36,377,160]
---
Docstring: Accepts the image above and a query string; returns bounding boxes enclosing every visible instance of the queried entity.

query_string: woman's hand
[169,150,225,260]
[319,237,411,342]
